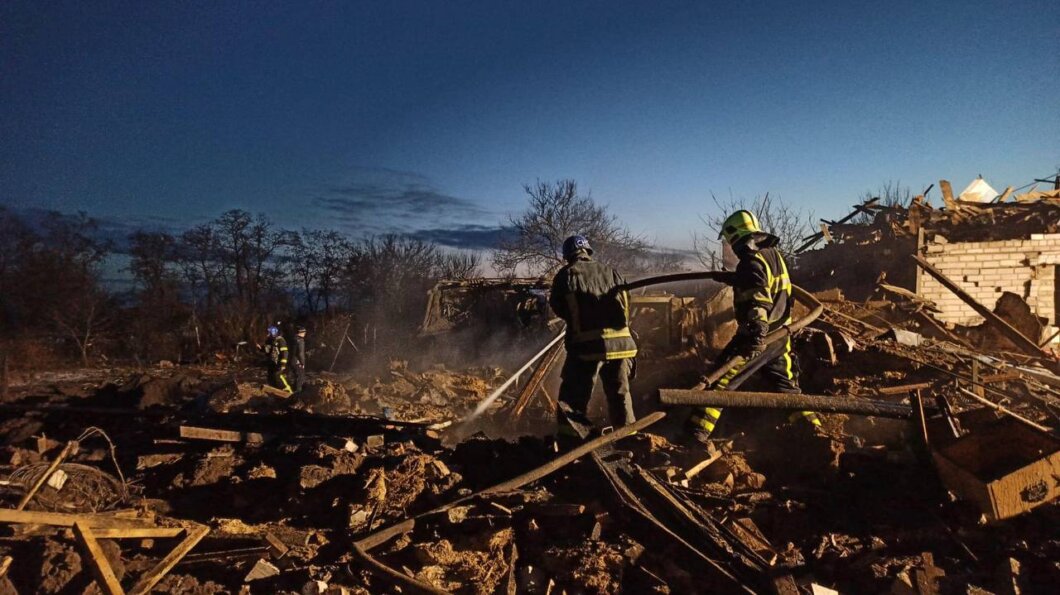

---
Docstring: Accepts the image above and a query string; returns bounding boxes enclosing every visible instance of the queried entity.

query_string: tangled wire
[7,426,130,512]
[8,462,127,512]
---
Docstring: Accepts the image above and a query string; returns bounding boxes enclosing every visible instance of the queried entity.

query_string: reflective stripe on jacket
[733,246,792,340]
[549,256,638,361]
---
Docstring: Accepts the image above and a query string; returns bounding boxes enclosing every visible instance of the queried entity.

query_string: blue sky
[2,1,1057,251]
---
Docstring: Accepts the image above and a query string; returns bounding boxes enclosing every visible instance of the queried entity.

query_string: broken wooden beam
[179,425,265,444]
[913,254,1057,369]
[73,522,125,595]
[0,508,157,529]
[659,389,921,419]
[957,387,1051,434]
[510,342,564,419]
[128,524,210,595]
[878,382,936,395]
[795,197,880,253]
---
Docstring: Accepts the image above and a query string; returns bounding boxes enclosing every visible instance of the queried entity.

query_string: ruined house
[795,180,1060,345]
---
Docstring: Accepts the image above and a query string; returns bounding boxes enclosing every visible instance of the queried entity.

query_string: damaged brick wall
[919,233,1060,340]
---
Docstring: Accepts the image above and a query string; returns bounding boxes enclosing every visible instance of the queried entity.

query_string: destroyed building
[2,179,1060,595]
[796,180,1060,347]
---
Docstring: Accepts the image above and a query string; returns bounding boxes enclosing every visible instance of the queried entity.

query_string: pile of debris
[2,178,1060,592]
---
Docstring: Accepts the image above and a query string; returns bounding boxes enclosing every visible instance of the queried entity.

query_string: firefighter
[290,325,307,392]
[258,325,292,393]
[688,210,820,443]
[549,235,638,436]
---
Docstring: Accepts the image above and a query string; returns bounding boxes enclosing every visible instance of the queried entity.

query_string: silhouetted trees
[493,179,655,277]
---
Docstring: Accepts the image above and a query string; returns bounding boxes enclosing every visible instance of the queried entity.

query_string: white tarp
[958,177,999,203]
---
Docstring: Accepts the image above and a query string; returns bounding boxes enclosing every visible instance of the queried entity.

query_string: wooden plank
[819,222,833,244]
[0,555,11,579]
[91,527,186,539]
[179,426,264,444]
[957,387,1051,433]
[0,508,156,529]
[996,186,1014,202]
[17,440,76,510]
[913,255,1054,365]
[73,522,125,595]
[129,524,209,595]
[878,382,935,395]
[940,179,956,209]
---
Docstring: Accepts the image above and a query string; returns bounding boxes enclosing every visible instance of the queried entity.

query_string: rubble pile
[1,187,1060,592]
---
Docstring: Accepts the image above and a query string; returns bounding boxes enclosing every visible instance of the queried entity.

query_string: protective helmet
[267,325,280,337]
[719,210,763,245]
[296,326,307,334]
[562,235,593,260]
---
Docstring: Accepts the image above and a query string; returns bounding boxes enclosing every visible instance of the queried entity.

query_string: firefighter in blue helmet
[688,211,820,444]
[258,325,292,393]
[549,235,638,436]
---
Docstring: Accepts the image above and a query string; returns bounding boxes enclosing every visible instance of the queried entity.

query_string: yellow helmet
[719,210,763,245]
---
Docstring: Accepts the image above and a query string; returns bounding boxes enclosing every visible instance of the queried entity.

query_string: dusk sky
[2,1,1058,252]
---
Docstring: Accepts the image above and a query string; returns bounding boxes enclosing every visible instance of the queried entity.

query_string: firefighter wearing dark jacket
[259,325,292,393]
[290,326,307,392]
[688,210,820,443]
[549,235,638,434]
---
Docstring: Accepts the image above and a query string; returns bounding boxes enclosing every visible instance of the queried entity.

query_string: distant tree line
[0,179,695,368]
[0,207,483,367]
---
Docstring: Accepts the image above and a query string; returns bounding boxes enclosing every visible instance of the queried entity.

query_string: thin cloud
[413,224,514,250]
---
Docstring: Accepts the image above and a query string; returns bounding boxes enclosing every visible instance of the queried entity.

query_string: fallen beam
[460,330,566,424]
[73,522,125,595]
[510,342,564,419]
[128,524,210,595]
[957,387,1052,434]
[878,382,936,395]
[0,508,158,529]
[912,255,1056,368]
[659,389,920,419]
[179,426,265,444]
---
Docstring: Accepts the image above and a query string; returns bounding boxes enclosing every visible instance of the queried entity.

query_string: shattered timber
[3,182,1060,594]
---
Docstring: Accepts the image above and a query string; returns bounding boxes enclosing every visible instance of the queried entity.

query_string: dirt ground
[1,302,1059,594]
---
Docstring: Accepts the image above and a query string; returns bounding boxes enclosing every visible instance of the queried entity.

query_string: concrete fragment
[244,558,280,582]
[365,435,385,449]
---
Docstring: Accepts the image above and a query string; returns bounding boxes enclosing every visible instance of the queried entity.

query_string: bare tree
[288,229,355,313]
[852,181,914,224]
[693,192,814,267]
[493,179,651,276]
[438,251,482,280]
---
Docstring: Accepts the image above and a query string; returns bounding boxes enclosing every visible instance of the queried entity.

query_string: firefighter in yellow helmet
[688,210,820,443]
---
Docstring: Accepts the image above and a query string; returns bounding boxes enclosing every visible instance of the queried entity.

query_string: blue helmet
[562,235,593,260]
[267,325,280,337]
